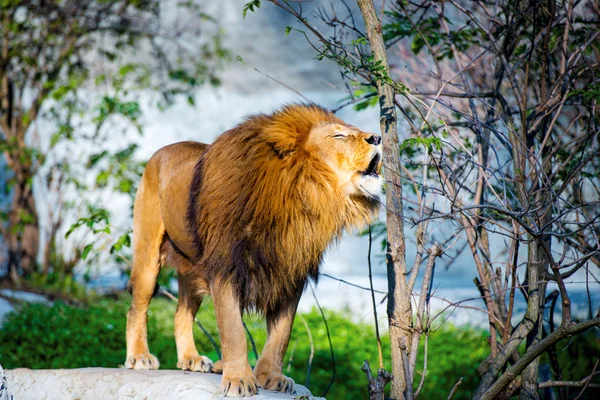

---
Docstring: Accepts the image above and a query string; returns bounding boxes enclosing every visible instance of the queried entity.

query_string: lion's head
[306,121,382,199]
[259,104,382,203]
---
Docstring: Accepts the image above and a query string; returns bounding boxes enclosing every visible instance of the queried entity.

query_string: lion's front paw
[255,371,295,394]
[124,353,160,370]
[177,355,213,372]
[220,374,258,397]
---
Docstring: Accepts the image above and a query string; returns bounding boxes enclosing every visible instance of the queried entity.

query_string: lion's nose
[365,134,381,146]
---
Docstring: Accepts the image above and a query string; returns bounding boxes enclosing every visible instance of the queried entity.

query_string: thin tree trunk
[519,123,554,400]
[518,241,546,400]
[5,167,39,282]
[1,72,40,281]
[357,1,409,399]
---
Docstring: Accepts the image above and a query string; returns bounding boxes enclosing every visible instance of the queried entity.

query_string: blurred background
[1,1,598,399]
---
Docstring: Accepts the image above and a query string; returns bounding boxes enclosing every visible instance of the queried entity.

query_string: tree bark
[518,241,547,400]
[5,166,39,282]
[357,1,409,399]
[362,359,393,400]
[1,71,40,281]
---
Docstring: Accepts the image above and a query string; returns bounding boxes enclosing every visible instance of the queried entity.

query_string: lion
[124,103,382,397]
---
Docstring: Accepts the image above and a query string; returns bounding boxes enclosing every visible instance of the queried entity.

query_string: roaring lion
[125,104,382,397]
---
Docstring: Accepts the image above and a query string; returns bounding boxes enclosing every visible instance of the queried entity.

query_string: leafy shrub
[22,272,91,303]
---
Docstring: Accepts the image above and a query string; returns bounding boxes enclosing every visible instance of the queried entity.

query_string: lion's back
[146,141,209,259]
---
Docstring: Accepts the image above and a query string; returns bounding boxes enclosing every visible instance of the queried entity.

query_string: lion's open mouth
[361,153,381,177]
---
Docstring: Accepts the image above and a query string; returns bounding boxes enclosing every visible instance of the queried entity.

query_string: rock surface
[0,365,13,400]
[5,368,323,400]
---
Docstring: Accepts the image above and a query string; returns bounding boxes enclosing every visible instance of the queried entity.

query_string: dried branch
[309,282,335,397]
[398,337,414,400]
[362,359,393,400]
[367,227,384,369]
[298,314,315,388]
[447,377,463,400]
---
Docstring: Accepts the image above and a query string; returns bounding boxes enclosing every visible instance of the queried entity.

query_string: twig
[242,321,259,362]
[409,244,442,375]
[253,67,311,103]
[413,332,428,399]
[367,227,384,369]
[447,377,463,400]
[310,282,335,396]
[298,314,315,388]
[398,337,414,400]
[321,273,386,294]
[362,359,393,400]
[286,338,298,374]
[572,359,599,400]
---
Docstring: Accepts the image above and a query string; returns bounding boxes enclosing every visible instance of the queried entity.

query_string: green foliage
[414,326,489,399]
[65,207,111,240]
[399,136,443,155]
[64,203,133,265]
[2,297,597,398]
[87,144,146,197]
[111,233,132,255]
[279,10,408,97]
[0,296,491,399]
[0,301,126,369]
[383,11,481,61]
[382,11,413,42]
[568,82,600,101]
[242,0,260,18]
[20,272,91,302]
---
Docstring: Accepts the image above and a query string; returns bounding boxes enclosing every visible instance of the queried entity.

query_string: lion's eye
[332,133,346,139]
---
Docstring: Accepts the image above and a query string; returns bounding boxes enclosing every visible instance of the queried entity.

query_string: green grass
[0,296,597,399]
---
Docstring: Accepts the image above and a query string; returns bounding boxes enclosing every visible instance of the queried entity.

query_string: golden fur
[125,104,382,397]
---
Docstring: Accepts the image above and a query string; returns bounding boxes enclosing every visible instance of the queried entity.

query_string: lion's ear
[262,127,298,157]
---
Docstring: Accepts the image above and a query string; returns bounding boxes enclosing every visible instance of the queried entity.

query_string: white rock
[5,368,324,400]
[0,364,13,400]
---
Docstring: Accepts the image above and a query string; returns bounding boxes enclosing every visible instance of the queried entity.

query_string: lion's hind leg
[125,167,163,370]
[175,272,213,373]
[125,239,162,370]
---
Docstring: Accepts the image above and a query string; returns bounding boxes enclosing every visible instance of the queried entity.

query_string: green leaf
[351,37,367,46]
[82,244,94,260]
[242,0,260,18]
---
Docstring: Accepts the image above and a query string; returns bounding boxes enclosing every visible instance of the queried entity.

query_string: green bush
[21,272,92,303]
[0,296,596,399]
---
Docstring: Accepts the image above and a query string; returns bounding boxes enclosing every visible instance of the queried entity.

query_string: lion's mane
[186,104,379,317]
